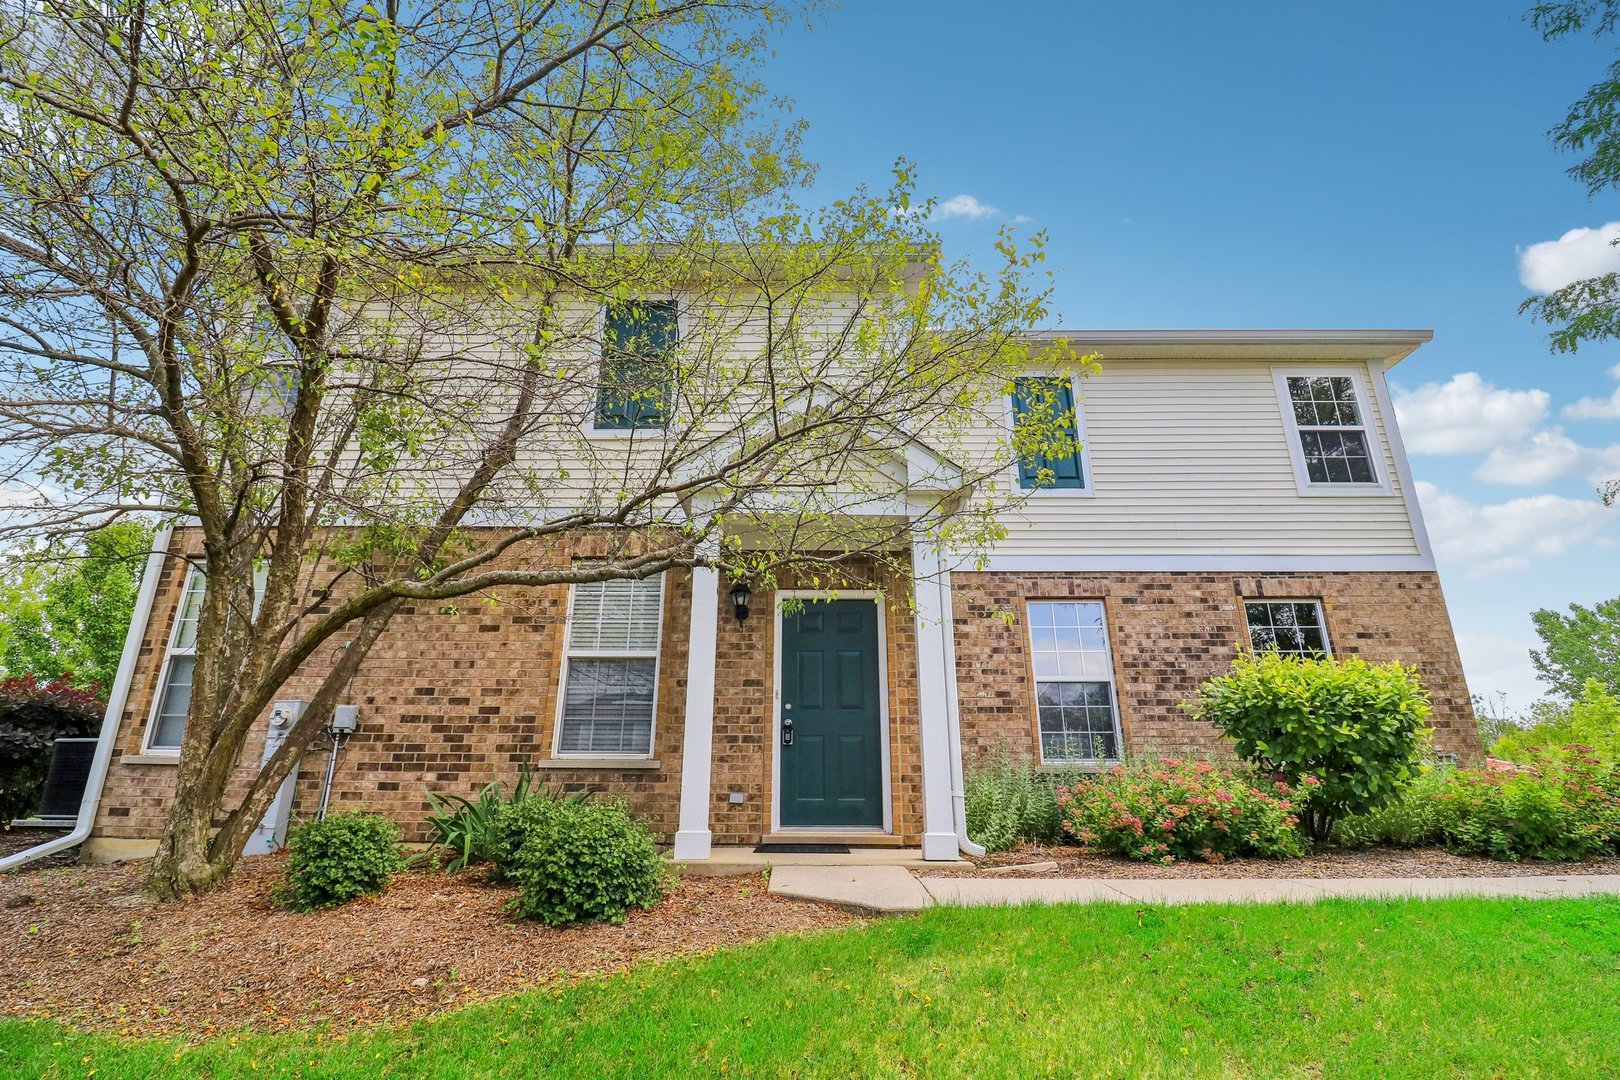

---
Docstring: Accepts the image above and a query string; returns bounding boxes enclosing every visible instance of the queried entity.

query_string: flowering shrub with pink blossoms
[1057,758,1307,864]
[1433,750,1620,861]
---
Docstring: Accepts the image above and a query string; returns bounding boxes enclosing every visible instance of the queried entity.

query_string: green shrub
[1331,766,1448,848]
[1433,754,1620,861]
[423,767,537,872]
[1057,757,1305,864]
[487,789,592,877]
[962,747,1083,851]
[1492,680,1620,766]
[278,812,406,911]
[1190,651,1430,840]
[505,801,668,926]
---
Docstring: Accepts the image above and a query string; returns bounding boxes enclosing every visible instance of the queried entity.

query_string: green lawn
[5,896,1620,1078]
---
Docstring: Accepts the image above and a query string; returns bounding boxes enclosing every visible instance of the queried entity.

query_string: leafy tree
[1521,1,1620,504]
[0,2,1072,896]
[0,522,151,691]
[1531,595,1620,699]
[1491,679,1620,763]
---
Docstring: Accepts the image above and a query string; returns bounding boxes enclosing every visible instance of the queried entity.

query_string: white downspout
[0,524,173,872]
[938,565,984,857]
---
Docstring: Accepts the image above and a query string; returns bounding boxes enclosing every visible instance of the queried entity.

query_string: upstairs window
[1026,600,1121,763]
[595,300,678,430]
[1011,376,1085,490]
[557,574,665,756]
[1244,600,1332,657]
[1282,374,1377,486]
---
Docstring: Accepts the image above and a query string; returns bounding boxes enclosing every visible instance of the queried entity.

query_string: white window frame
[552,572,666,758]
[585,296,682,439]
[1242,598,1334,657]
[140,565,206,755]
[1271,366,1391,496]
[1025,599,1124,766]
[1002,371,1096,498]
[140,562,269,756]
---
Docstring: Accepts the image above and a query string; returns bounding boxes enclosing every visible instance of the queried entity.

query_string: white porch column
[672,565,719,860]
[912,542,962,861]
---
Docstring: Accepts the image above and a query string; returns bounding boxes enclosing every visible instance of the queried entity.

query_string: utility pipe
[0,525,173,872]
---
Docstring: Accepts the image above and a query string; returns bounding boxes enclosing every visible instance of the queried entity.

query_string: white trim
[551,570,665,760]
[672,565,719,860]
[770,591,894,836]
[1271,365,1393,496]
[1368,360,1437,565]
[1002,371,1096,499]
[973,554,1437,573]
[0,525,174,873]
[1023,598,1125,767]
[912,543,970,861]
[140,562,204,754]
[1240,597,1334,656]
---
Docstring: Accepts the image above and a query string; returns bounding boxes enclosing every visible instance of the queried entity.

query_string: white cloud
[1563,362,1620,421]
[1455,633,1543,712]
[1415,480,1617,577]
[931,194,1001,222]
[1392,372,1549,453]
[1519,222,1620,293]
[1474,426,1620,486]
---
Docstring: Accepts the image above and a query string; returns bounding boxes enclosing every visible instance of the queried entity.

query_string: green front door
[779,599,885,828]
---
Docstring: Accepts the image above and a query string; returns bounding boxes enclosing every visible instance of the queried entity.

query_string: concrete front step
[678,846,964,878]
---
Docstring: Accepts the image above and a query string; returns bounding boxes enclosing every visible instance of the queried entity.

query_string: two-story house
[81,327,1477,865]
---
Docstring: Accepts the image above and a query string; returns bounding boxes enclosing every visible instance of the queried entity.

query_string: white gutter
[0,524,173,872]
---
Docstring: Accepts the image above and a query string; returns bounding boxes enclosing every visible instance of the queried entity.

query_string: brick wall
[949,570,1480,766]
[91,532,929,850]
[93,529,693,847]
[91,533,1480,856]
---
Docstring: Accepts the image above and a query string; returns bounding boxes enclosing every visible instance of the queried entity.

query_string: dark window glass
[1011,377,1084,490]
[1286,375,1376,485]
[1244,600,1331,656]
[596,300,678,430]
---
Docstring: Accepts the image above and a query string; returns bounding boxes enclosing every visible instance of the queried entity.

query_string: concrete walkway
[766,865,1620,915]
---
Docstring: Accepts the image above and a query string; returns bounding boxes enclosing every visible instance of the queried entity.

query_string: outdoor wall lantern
[728,580,752,626]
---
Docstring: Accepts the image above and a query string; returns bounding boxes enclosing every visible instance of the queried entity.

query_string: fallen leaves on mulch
[923,843,1620,879]
[0,827,78,868]
[0,853,856,1038]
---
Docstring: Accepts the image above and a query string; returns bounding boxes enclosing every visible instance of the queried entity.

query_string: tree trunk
[146,754,242,898]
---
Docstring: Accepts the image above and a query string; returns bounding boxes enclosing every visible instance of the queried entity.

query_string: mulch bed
[920,844,1620,879]
[0,827,78,869]
[0,853,856,1038]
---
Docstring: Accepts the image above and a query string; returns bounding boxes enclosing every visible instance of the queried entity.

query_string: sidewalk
[765,865,1620,916]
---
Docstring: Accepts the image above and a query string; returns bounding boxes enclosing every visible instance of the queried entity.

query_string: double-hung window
[144,564,268,753]
[1026,600,1121,763]
[1011,376,1086,490]
[145,567,207,752]
[595,299,678,430]
[1278,372,1379,487]
[556,574,665,755]
[1243,600,1332,656]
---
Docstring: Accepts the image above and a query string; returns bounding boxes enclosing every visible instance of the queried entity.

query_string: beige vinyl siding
[986,357,1422,559]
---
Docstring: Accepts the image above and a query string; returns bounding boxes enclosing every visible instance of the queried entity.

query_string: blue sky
[762,1,1620,710]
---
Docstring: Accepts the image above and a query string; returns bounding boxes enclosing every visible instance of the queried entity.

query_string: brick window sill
[121,753,181,766]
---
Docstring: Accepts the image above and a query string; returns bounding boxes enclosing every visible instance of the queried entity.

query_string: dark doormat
[753,843,851,854]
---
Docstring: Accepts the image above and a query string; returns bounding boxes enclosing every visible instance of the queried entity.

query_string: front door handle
[781,717,794,746]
